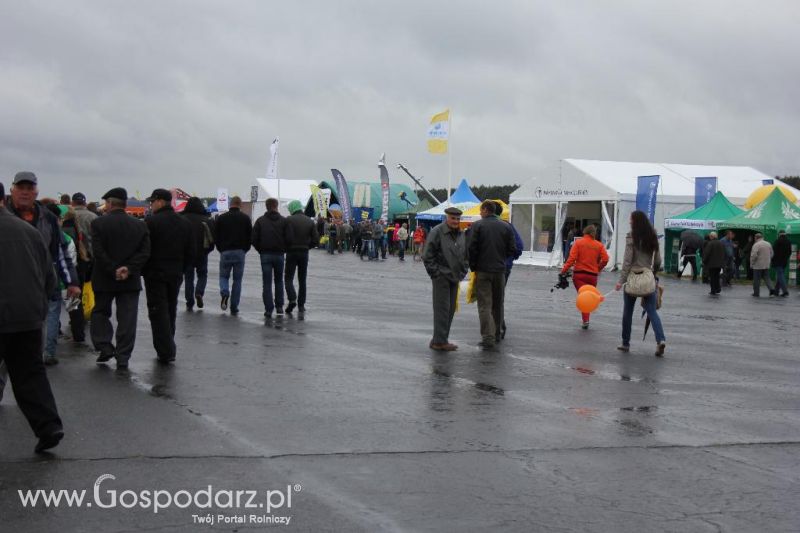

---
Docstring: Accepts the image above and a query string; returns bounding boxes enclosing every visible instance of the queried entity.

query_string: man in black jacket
[284,200,319,314]
[90,188,151,369]
[0,183,64,453]
[468,200,517,349]
[252,198,294,317]
[702,231,726,296]
[181,197,215,310]
[772,230,791,297]
[144,189,194,363]
[214,196,251,315]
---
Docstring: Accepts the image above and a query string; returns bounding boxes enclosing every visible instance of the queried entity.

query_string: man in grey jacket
[750,233,775,297]
[423,207,469,351]
[0,182,64,453]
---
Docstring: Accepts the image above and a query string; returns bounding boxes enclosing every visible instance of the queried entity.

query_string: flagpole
[447,109,453,206]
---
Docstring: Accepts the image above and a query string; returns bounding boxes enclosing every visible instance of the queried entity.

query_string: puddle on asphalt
[432,368,505,396]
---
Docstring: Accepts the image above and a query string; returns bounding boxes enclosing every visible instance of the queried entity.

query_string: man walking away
[214,196,251,314]
[423,207,468,351]
[702,231,726,296]
[284,200,319,315]
[0,182,65,453]
[772,230,791,297]
[143,189,194,363]
[373,219,386,260]
[69,192,97,341]
[720,230,735,286]
[253,198,294,318]
[468,201,517,349]
[90,188,151,369]
[750,233,775,298]
[181,197,215,310]
[677,230,701,281]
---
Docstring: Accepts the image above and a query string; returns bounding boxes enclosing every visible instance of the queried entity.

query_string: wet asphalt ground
[1,247,799,532]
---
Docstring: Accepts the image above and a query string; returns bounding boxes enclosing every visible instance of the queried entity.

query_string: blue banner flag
[352,207,374,222]
[331,169,353,223]
[762,179,774,185]
[694,177,717,208]
[636,175,660,224]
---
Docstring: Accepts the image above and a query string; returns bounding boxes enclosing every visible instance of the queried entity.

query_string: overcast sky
[1,0,798,200]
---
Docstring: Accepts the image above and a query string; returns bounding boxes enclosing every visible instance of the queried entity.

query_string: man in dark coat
[90,188,151,368]
[423,207,469,351]
[252,198,294,317]
[678,230,702,281]
[772,230,791,297]
[214,196,251,314]
[702,231,727,296]
[468,201,517,349]
[284,200,319,315]
[0,183,65,453]
[181,197,215,310]
[143,189,194,363]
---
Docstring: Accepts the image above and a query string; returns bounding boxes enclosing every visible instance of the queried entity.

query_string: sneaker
[44,356,59,366]
[116,361,129,370]
[781,293,789,297]
[581,322,590,330]
[185,303,194,311]
[96,352,115,364]
[276,307,284,315]
[230,309,239,316]
[617,344,630,353]
[195,293,204,309]
[264,311,272,318]
[285,301,296,314]
[655,342,666,357]
[478,340,496,350]
[35,430,64,453]
[220,294,229,310]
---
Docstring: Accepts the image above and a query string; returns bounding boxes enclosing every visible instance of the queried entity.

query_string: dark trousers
[184,254,209,306]
[475,271,506,343]
[679,255,697,280]
[398,240,406,260]
[752,269,775,297]
[285,250,309,307]
[432,276,459,344]
[91,290,140,363]
[68,260,91,341]
[0,329,63,438]
[709,267,722,294]
[260,253,285,312]
[144,276,181,360]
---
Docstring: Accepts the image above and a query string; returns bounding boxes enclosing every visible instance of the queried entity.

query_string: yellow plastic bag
[465,271,477,304]
[82,281,95,321]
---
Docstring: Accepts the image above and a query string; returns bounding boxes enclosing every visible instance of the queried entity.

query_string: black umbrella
[680,230,703,250]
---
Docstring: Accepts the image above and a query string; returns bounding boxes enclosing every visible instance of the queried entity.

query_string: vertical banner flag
[636,175,660,223]
[331,169,353,223]
[378,153,390,222]
[250,185,259,203]
[266,138,279,181]
[427,109,449,154]
[216,188,229,213]
[694,177,717,208]
[310,185,321,217]
[319,189,331,219]
[762,179,774,185]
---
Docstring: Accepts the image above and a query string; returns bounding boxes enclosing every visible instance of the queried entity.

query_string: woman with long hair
[615,210,666,356]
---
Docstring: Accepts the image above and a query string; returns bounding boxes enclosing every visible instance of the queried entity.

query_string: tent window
[511,204,532,251]
[533,204,557,252]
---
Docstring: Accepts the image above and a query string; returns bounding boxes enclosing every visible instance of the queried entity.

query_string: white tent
[251,178,317,219]
[509,159,800,269]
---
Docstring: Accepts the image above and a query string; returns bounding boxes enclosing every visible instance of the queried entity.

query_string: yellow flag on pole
[427,109,449,154]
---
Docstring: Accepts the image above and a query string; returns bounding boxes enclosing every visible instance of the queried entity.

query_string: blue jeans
[774,266,788,295]
[44,298,61,357]
[219,250,246,312]
[184,254,209,306]
[260,253,285,312]
[622,290,665,345]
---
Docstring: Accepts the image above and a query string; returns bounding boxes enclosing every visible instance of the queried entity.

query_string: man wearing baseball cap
[142,189,194,363]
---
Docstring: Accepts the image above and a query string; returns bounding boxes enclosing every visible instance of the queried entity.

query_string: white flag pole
[447,110,453,206]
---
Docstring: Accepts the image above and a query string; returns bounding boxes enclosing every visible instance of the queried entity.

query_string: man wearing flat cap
[66,191,97,343]
[422,206,469,351]
[90,188,151,369]
[143,189,194,363]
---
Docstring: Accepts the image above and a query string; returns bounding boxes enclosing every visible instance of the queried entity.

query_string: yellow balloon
[744,185,797,209]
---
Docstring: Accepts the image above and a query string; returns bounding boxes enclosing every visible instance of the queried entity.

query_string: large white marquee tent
[509,159,800,269]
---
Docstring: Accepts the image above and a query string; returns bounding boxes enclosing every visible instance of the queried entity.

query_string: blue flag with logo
[694,177,717,208]
[636,175,660,223]
[762,179,774,185]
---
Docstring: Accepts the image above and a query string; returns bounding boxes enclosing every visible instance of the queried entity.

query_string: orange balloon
[578,285,600,295]
[576,291,604,314]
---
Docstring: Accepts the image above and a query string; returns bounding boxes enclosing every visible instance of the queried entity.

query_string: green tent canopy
[663,191,745,273]
[718,187,800,242]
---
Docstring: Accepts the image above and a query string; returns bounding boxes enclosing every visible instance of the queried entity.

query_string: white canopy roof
[256,178,316,204]
[511,159,800,203]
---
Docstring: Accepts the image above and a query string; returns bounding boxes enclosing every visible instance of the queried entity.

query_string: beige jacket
[618,234,662,284]
[750,239,773,270]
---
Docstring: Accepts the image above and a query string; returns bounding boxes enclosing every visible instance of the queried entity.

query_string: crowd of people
[1,170,794,455]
